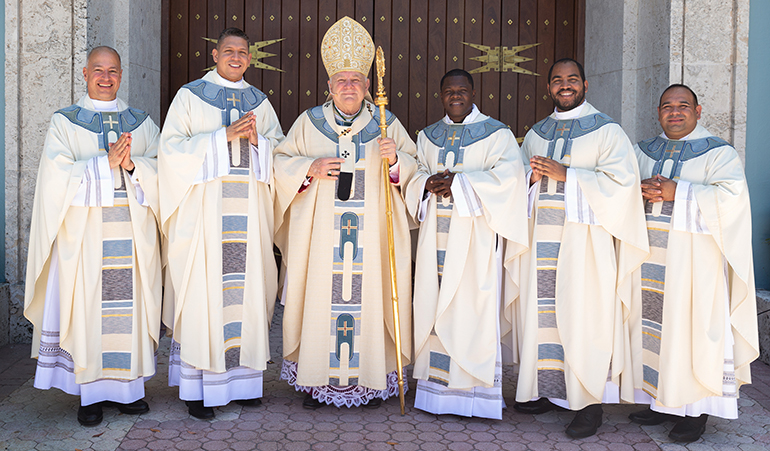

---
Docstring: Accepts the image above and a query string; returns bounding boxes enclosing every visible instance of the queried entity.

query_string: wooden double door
[162,0,585,138]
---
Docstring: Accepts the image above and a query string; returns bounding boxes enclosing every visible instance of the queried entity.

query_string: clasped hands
[306,137,398,180]
[425,169,455,198]
[529,155,567,184]
[108,132,134,172]
[641,175,676,202]
[226,111,260,146]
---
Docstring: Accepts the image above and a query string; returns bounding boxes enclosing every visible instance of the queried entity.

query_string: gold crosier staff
[373,46,406,416]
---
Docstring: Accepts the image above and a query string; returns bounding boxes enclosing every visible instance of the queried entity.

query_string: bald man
[24,46,162,426]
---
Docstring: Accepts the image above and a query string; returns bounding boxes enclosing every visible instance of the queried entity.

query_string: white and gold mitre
[321,16,375,78]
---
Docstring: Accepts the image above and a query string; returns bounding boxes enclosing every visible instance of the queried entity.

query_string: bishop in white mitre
[273,16,417,409]
[25,46,161,426]
[159,27,284,419]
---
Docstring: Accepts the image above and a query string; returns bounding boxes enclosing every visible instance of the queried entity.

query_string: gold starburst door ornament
[202,37,285,72]
[462,42,540,75]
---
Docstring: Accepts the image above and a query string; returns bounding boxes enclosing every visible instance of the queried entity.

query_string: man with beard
[406,69,528,419]
[25,46,161,426]
[627,84,757,442]
[274,16,417,409]
[159,27,283,419]
[513,58,648,438]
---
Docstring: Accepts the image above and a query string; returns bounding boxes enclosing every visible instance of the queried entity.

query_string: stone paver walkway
[1,303,769,450]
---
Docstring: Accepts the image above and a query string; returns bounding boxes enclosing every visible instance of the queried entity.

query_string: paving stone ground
[2,302,769,451]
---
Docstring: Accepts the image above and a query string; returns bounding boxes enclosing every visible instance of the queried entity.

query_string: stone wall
[585,0,671,144]
[585,0,748,158]
[87,0,161,123]
[670,0,749,162]
[2,0,160,345]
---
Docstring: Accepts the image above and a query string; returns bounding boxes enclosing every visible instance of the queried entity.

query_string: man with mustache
[513,58,649,438]
[24,46,161,426]
[627,84,758,442]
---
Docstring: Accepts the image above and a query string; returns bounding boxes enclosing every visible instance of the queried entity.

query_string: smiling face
[658,87,701,140]
[83,49,122,102]
[441,75,475,123]
[328,71,370,115]
[212,35,251,82]
[547,61,587,112]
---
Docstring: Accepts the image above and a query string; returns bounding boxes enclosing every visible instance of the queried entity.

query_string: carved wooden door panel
[162,0,584,139]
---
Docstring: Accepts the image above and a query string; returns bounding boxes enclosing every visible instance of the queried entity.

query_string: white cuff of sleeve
[450,173,483,218]
[193,128,230,185]
[71,155,114,207]
[250,133,272,184]
[565,168,599,225]
[129,170,149,207]
[672,180,711,234]
[418,180,430,222]
[526,170,539,219]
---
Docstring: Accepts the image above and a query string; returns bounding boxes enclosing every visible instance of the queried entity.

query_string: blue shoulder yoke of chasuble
[306,102,396,161]
[56,105,150,151]
[423,118,509,168]
[56,105,149,134]
[182,79,267,126]
[423,117,509,148]
[637,135,730,179]
[532,113,615,160]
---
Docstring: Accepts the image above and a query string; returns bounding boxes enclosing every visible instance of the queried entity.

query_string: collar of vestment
[55,95,149,134]
[211,71,246,89]
[333,102,365,126]
[552,101,586,120]
[531,102,614,141]
[306,100,395,144]
[182,70,266,114]
[423,110,508,148]
[89,97,119,112]
[637,124,729,164]
[442,104,481,125]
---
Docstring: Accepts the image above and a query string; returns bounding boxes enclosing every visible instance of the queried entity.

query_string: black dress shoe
[186,400,215,419]
[302,393,325,410]
[628,407,678,425]
[363,397,382,409]
[566,404,603,438]
[669,414,708,442]
[103,399,150,415]
[513,398,564,414]
[235,398,262,407]
[77,403,103,427]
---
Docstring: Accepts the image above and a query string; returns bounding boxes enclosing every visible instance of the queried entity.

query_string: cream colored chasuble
[407,107,529,418]
[630,125,757,417]
[25,96,161,391]
[274,101,417,406]
[159,71,283,382]
[516,102,648,410]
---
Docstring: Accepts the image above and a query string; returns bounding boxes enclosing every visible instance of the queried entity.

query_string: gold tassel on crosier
[374,46,406,416]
